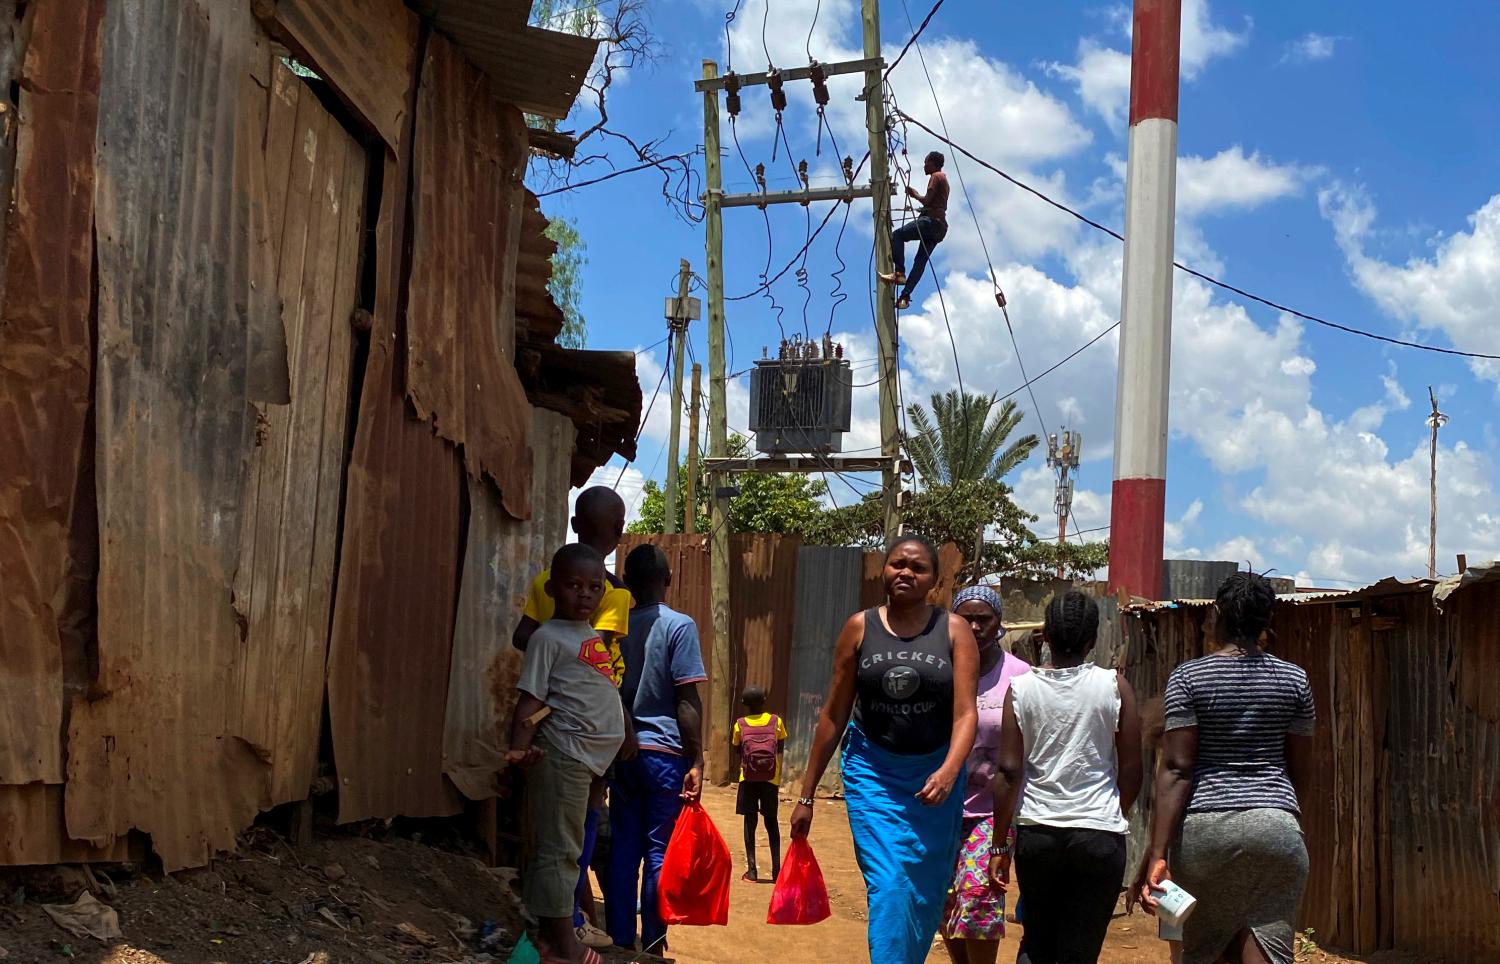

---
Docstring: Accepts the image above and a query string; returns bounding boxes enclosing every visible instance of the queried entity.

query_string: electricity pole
[702,59,733,782]
[685,363,702,534]
[863,0,902,545]
[663,259,697,533]
[1426,386,1447,579]
[1048,429,1081,578]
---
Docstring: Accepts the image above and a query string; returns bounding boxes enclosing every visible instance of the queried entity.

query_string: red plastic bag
[658,801,731,926]
[766,838,831,925]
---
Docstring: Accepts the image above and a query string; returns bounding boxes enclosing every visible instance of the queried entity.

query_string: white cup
[1152,879,1197,929]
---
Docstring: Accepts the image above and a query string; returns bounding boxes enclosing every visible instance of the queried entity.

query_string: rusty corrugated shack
[1117,566,1500,964]
[0,0,640,872]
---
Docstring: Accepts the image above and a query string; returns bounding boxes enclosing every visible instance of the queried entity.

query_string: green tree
[906,390,1040,485]
[628,436,830,536]
[543,216,588,349]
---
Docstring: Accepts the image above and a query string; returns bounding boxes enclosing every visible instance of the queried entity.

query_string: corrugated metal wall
[230,60,367,810]
[444,408,576,801]
[730,533,801,727]
[782,546,864,794]
[67,0,289,872]
[615,533,714,726]
[1121,579,1500,963]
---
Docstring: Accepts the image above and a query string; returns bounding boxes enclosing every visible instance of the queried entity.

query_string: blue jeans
[573,806,601,928]
[606,750,690,951]
[891,216,947,301]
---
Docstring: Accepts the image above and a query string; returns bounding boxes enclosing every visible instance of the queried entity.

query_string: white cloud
[1320,186,1500,385]
[1280,32,1341,65]
[1175,147,1316,218]
[1045,0,1249,128]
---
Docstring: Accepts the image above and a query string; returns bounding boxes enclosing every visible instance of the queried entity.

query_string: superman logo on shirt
[577,636,615,680]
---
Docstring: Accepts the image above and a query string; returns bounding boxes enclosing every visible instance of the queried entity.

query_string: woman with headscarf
[989,590,1143,964]
[940,586,1030,964]
[790,536,980,964]
[1134,572,1315,964]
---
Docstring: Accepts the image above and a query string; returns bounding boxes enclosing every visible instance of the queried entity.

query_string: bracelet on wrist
[796,795,816,807]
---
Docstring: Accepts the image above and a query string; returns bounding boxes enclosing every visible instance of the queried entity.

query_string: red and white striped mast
[1109,0,1182,600]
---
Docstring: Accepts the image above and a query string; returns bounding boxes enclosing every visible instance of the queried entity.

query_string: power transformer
[747,335,854,454]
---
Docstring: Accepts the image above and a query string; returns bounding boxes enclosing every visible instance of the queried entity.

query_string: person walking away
[1134,572,1315,964]
[511,486,634,951]
[606,546,706,954]
[790,536,980,964]
[942,586,1030,964]
[732,686,787,882]
[507,545,625,964]
[990,590,1143,964]
[879,151,950,310]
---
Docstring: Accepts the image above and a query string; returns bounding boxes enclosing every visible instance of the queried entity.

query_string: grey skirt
[1171,808,1308,964]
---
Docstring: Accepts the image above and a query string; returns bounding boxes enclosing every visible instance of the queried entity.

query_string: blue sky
[534,0,1500,586]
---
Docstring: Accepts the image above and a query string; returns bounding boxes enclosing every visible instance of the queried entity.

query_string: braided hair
[1213,571,1277,645]
[1043,590,1099,660]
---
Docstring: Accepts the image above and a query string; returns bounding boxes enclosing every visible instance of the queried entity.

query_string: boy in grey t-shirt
[508,544,625,962]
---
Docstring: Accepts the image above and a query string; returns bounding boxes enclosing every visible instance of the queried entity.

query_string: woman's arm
[917,613,980,805]
[986,690,1024,887]
[1134,726,1198,910]
[1286,732,1313,808]
[1116,673,1144,816]
[789,612,865,838]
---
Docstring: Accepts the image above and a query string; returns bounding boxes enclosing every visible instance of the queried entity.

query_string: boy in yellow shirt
[511,485,633,951]
[732,685,787,882]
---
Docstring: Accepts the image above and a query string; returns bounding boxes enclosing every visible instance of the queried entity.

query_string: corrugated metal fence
[1118,573,1500,963]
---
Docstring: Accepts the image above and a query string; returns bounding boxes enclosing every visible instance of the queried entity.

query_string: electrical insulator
[798,159,810,190]
[842,155,854,185]
[724,72,741,117]
[767,70,787,114]
[835,343,844,359]
[755,162,766,192]
[810,62,830,108]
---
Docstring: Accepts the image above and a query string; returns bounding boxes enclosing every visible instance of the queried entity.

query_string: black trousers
[1013,824,1127,964]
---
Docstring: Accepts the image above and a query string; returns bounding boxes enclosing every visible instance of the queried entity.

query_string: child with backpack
[732,685,787,882]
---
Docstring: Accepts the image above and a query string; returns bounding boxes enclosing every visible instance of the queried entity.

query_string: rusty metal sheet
[515,192,564,348]
[0,785,129,866]
[1383,583,1500,961]
[0,0,105,788]
[730,533,801,726]
[229,61,367,809]
[325,118,466,822]
[406,30,534,519]
[443,408,576,801]
[782,546,863,795]
[259,0,418,152]
[412,1,599,120]
[65,0,287,872]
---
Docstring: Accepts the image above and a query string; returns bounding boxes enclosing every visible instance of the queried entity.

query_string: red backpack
[739,715,780,782]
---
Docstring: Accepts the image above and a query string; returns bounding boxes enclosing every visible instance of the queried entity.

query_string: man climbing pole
[879,150,950,310]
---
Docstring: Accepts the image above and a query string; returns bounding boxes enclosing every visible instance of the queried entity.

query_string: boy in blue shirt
[605,545,707,953]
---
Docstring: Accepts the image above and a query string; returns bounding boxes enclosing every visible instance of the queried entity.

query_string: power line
[615,330,673,489]
[535,152,699,199]
[883,0,947,83]
[896,110,1500,362]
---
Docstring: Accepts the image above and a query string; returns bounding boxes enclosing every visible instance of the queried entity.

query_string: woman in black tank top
[788,537,979,964]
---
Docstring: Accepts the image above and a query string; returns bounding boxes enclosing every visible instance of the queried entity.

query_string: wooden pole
[1426,386,1445,579]
[686,362,702,534]
[663,259,692,533]
[862,0,901,546]
[703,59,734,784]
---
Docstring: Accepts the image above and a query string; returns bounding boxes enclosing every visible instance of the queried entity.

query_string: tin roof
[411,0,600,119]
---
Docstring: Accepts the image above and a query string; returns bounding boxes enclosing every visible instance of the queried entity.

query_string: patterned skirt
[940,816,1008,941]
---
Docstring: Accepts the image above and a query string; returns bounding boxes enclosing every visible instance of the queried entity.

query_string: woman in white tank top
[989,591,1142,964]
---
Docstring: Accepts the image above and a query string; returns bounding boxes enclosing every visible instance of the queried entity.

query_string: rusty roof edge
[1432,559,1500,612]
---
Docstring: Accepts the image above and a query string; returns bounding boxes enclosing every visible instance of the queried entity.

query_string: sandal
[877,271,907,286]
[896,296,911,310]
[540,949,604,964]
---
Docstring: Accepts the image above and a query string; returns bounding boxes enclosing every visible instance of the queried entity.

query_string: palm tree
[905,390,1040,485]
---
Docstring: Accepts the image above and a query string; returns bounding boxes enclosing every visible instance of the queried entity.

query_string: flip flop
[896,296,911,310]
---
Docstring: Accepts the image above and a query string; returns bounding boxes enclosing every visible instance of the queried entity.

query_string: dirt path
[665,786,1364,964]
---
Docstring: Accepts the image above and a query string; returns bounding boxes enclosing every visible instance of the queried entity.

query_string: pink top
[962,650,1031,819]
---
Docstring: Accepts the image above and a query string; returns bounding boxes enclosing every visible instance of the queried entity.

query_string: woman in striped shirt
[1136,572,1316,964]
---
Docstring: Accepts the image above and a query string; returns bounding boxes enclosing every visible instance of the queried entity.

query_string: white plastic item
[1152,879,1198,928]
